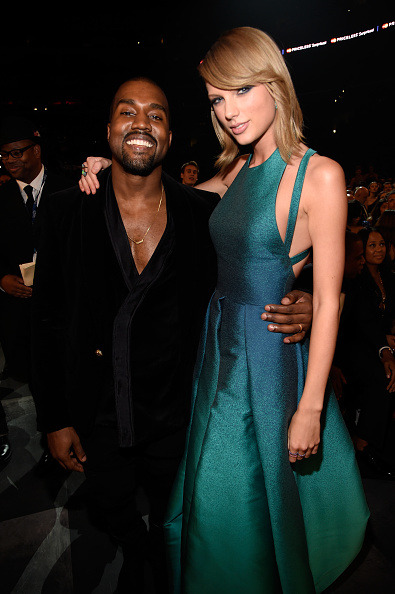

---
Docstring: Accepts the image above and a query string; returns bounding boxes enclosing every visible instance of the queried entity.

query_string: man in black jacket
[0,116,74,470]
[31,78,312,593]
[0,116,74,380]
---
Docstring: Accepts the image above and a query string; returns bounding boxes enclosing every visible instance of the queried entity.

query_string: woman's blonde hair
[198,27,304,170]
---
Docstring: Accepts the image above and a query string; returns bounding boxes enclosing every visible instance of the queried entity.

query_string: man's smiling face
[107,79,172,176]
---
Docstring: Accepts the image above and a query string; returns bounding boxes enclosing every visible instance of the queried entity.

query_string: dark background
[1,0,393,184]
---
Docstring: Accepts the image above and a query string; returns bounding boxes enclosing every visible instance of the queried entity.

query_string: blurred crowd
[331,164,395,479]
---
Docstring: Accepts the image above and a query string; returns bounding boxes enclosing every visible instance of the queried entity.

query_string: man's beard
[121,146,157,177]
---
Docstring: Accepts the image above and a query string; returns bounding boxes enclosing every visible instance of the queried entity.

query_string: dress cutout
[165,148,369,593]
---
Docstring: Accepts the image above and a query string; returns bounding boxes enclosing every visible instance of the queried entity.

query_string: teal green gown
[164,148,369,593]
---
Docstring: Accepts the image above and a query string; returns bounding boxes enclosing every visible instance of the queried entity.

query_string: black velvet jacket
[31,169,219,446]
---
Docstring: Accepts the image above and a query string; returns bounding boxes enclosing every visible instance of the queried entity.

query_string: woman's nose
[224,98,239,121]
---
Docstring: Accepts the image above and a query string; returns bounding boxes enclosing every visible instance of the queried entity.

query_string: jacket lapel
[80,170,128,343]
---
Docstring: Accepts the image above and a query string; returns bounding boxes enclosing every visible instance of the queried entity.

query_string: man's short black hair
[109,77,171,126]
[181,160,199,174]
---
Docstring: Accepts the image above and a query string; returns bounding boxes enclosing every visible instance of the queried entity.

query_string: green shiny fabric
[164,148,369,593]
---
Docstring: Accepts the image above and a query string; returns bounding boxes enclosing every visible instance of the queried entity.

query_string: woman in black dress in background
[339,227,395,477]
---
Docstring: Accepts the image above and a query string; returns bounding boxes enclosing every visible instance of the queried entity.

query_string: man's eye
[150,114,162,120]
[121,111,135,116]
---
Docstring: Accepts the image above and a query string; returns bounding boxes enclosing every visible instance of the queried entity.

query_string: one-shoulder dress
[164,148,369,593]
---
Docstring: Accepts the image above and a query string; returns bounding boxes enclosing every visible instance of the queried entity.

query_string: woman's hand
[287,407,320,463]
[79,156,112,194]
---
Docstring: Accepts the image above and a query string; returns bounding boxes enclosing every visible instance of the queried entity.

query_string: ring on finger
[288,450,298,457]
[298,323,303,333]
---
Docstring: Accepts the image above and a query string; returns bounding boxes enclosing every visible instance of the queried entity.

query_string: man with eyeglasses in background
[0,116,74,473]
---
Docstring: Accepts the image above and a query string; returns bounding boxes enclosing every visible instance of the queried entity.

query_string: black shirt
[96,176,186,448]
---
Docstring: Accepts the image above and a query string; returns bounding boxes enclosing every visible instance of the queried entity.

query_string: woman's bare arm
[78,155,248,197]
[287,156,347,462]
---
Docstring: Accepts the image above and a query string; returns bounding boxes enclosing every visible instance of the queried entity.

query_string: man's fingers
[264,303,306,315]
[51,451,84,472]
[266,323,306,335]
[283,332,306,344]
[72,442,87,464]
[63,456,84,472]
[280,291,299,305]
[68,457,85,472]
[386,373,395,392]
[281,290,312,305]
[47,427,86,473]
[262,311,310,324]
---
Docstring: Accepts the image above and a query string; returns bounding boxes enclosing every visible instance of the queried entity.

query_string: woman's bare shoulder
[196,155,249,197]
[300,150,346,211]
[303,150,345,184]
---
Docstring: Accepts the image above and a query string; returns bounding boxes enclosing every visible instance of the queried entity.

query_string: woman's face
[365,231,386,265]
[369,182,379,193]
[206,83,277,148]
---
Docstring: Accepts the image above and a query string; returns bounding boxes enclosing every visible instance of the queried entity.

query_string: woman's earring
[274,101,278,110]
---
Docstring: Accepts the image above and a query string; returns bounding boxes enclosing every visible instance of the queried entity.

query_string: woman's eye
[237,86,253,95]
[210,97,222,106]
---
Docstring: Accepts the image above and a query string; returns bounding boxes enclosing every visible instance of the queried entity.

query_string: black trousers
[0,294,31,382]
[81,425,185,593]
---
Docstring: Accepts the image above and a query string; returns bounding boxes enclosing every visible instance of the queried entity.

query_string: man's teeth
[126,139,154,147]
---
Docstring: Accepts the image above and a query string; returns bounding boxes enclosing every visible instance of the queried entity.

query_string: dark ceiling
[1,1,393,181]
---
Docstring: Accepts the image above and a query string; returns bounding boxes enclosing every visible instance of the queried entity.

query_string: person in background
[386,190,395,211]
[376,208,395,272]
[349,165,365,189]
[364,181,380,217]
[347,186,368,231]
[330,231,365,419]
[337,226,395,479]
[180,160,199,186]
[0,116,74,475]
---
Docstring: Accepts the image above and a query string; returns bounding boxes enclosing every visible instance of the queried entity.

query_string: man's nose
[131,111,152,130]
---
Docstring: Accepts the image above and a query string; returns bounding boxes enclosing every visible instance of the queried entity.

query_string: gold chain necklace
[127,184,164,245]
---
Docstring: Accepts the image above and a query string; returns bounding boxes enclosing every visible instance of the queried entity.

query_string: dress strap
[284,148,316,256]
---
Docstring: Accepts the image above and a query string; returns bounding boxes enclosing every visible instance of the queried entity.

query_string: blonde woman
[163,27,369,593]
